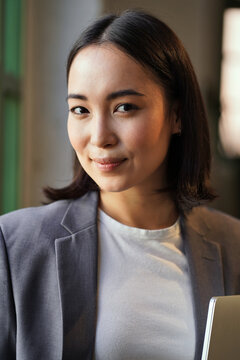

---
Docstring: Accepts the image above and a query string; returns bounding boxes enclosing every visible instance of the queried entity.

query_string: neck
[99,188,178,230]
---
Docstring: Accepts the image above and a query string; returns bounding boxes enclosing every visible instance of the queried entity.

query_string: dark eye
[70,106,89,115]
[116,103,139,113]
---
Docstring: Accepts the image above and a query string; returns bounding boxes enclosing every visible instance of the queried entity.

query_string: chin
[96,179,131,193]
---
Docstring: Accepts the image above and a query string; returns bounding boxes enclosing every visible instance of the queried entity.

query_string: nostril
[90,131,118,148]
[104,143,115,148]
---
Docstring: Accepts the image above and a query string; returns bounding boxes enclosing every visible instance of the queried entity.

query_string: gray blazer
[1,191,240,360]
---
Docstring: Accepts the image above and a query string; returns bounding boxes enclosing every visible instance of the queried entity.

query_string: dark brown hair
[44,9,216,211]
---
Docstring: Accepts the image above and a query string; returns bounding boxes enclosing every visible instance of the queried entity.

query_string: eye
[115,103,139,113]
[70,106,89,115]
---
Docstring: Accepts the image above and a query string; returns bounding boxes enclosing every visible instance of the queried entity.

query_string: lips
[91,157,127,171]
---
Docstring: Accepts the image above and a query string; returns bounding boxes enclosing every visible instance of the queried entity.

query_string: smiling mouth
[92,158,127,171]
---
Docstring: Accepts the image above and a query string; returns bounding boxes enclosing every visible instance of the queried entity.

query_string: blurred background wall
[0,0,240,218]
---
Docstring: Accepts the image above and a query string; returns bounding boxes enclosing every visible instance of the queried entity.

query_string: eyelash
[115,103,139,112]
[70,106,89,115]
[69,103,139,116]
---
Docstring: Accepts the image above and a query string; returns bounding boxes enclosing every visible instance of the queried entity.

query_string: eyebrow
[66,89,145,101]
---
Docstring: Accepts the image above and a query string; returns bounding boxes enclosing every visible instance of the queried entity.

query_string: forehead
[68,44,164,96]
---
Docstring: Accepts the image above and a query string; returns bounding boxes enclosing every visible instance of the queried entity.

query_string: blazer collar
[182,208,225,360]
[61,191,99,234]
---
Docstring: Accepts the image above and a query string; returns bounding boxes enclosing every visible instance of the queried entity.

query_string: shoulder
[191,205,240,228]
[0,199,72,248]
[0,199,68,234]
[194,204,239,222]
[185,205,240,244]
[0,191,99,245]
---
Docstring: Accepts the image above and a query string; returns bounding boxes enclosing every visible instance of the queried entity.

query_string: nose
[90,113,118,148]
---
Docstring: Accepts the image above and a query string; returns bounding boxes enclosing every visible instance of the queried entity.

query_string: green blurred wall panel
[3,0,22,76]
[0,0,3,64]
[2,97,20,213]
[1,0,23,214]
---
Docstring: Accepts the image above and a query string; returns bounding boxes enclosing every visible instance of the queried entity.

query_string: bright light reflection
[219,8,240,157]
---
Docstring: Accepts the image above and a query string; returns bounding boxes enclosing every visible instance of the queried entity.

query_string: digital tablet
[201,295,240,360]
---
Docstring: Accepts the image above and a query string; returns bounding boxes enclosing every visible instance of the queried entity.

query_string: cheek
[126,132,148,151]
[123,120,164,152]
[67,120,85,152]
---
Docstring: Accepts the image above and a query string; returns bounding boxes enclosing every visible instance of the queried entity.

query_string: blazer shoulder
[187,205,240,243]
[0,191,99,248]
[195,206,240,228]
[0,199,71,243]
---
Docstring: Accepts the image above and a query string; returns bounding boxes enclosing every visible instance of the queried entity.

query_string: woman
[1,9,240,360]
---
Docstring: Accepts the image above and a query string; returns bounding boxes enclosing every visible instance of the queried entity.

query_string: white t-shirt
[94,209,196,360]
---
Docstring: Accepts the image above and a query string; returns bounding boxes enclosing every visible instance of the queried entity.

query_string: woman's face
[67,44,179,194]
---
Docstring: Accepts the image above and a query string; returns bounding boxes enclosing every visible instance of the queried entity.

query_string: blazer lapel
[182,209,225,360]
[55,191,99,360]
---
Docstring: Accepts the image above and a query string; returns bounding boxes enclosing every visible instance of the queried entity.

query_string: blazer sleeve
[0,226,16,359]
